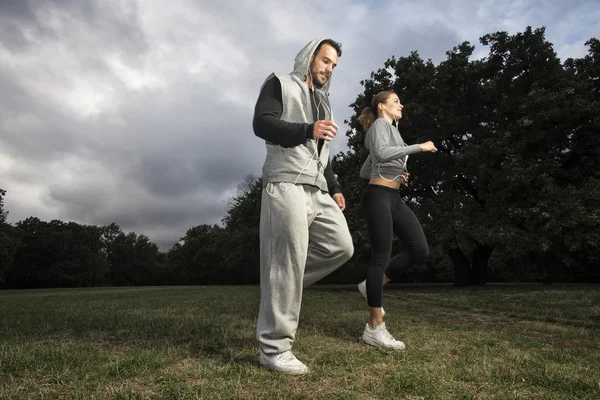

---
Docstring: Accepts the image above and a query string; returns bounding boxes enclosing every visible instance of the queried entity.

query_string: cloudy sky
[1,0,598,251]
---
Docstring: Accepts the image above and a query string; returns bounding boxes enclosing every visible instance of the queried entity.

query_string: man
[252,38,354,375]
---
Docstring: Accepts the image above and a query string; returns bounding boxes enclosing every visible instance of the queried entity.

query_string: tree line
[1,27,598,289]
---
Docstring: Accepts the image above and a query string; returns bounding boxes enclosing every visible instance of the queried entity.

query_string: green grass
[0,284,599,399]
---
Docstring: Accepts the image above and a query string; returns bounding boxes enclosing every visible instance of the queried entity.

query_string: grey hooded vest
[258,38,334,193]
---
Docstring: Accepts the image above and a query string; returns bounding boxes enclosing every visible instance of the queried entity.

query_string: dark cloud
[0,0,148,66]
[0,0,36,21]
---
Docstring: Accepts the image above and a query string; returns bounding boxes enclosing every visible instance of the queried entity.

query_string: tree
[167,224,225,284]
[220,174,262,284]
[0,189,20,287]
[12,218,109,288]
[0,189,23,287]
[106,231,164,286]
[559,38,600,282]
[0,188,7,225]
[335,26,600,285]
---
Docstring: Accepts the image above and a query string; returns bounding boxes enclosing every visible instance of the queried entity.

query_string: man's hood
[291,38,335,93]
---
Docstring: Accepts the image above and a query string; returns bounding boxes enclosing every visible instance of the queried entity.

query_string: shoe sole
[361,336,405,350]
[259,359,310,375]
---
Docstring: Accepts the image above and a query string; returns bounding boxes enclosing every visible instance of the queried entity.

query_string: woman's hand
[401,171,410,187]
[419,141,438,153]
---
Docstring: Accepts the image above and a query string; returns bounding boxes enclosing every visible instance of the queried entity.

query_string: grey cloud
[96,78,264,199]
[0,79,80,161]
[0,0,36,22]
[0,0,148,55]
[134,149,257,199]
[92,193,227,232]
[0,23,29,52]
[46,176,228,246]
[2,0,597,252]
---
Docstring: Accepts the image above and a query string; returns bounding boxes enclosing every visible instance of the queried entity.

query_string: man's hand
[313,120,339,141]
[332,193,346,211]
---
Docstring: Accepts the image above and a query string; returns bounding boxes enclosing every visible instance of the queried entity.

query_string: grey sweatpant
[257,182,354,355]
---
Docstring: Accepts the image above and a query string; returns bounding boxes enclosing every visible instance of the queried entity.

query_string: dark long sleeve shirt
[252,77,342,195]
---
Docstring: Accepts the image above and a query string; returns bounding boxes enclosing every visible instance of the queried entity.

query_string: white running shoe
[358,280,385,316]
[259,350,309,375]
[361,322,405,350]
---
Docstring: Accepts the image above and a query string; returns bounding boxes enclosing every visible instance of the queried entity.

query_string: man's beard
[309,62,326,89]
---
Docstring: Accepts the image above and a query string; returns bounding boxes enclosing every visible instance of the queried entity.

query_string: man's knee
[336,232,354,264]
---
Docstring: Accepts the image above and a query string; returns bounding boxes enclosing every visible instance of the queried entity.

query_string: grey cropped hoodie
[360,118,422,182]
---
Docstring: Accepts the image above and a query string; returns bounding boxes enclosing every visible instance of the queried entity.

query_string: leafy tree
[335,27,600,285]
[167,224,225,284]
[220,174,262,284]
[12,218,109,288]
[559,38,600,282]
[0,188,7,225]
[0,189,22,287]
[0,215,23,288]
[107,231,163,286]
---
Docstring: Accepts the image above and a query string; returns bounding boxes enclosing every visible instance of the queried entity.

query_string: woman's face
[381,93,404,120]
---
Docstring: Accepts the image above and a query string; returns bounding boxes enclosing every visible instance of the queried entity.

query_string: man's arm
[325,161,346,211]
[324,160,341,195]
[252,76,314,146]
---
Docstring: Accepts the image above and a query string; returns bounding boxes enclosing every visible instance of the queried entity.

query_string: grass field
[0,284,599,399]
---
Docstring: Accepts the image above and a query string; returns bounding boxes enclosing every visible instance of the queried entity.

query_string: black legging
[361,184,429,308]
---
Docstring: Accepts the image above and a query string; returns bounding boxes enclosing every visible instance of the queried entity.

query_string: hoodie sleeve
[252,76,314,146]
[367,119,422,162]
[323,160,341,195]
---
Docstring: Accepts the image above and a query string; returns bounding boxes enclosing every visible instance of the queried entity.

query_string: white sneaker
[358,280,385,316]
[259,350,309,375]
[361,322,405,350]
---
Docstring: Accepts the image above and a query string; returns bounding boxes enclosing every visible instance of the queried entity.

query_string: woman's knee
[370,252,391,270]
[412,242,429,262]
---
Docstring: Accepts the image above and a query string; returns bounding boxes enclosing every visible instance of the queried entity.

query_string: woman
[357,91,437,349]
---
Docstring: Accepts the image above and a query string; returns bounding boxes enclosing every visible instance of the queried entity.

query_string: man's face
[309,44,338,89]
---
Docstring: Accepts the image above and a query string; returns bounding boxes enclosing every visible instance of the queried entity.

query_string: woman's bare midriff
[369,177,401,190]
